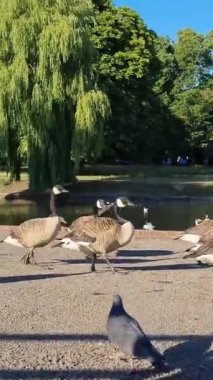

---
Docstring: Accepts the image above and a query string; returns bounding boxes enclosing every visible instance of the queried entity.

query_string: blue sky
[114,0,213,41]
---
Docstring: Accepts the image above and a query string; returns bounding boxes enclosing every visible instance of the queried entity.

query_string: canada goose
[91,197,136,225]
[93,199,111,216]
[53,216,134,273]
[116,197,148,216]
[64,197,134,235]
[195,215,209,226]
[1,185,69,264]
[71,199,110,229]
[183,229,213,259]
[175,217,213,245]
[196,254,213,266]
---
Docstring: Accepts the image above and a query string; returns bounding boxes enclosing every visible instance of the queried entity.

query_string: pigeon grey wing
[127,318,164,363]
[133,334,165,366]
[128,315,146,335]
[107,314,164,365]
[107,314,143,355]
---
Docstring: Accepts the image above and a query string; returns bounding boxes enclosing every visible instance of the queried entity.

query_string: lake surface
[0,198,212,230]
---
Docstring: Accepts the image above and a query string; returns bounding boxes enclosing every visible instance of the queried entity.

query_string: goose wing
[64,217,118,241]
[200,229,213,243]
[195,239,213,256]
[71,215,96,230]
[10,217,60,247]
[186,220,213,235]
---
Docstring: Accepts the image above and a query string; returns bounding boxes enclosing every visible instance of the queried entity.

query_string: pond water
[0,198,212,230]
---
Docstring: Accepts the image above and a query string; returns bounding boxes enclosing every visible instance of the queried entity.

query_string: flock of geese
[1,183,213,270]
[0,185,145,272]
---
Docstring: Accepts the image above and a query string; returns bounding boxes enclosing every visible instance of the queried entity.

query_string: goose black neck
[115,205,128,224]
[50,191,57,216]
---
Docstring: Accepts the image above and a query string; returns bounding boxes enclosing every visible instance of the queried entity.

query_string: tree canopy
[0,0,110,189]
[92,3,213,163]
[0,0,212,188]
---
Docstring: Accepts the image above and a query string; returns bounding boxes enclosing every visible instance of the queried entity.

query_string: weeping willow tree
[0,0,110,189]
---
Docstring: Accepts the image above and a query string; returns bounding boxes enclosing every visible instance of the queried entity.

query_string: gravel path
[0,230,212,379]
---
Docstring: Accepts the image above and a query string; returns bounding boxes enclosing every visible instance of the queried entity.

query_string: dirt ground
[0,229,212,380]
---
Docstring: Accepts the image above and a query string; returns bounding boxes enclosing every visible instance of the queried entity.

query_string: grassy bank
[80,164,213,181]
[1,165,213,199]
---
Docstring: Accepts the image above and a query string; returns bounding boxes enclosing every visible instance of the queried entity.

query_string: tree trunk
[28,104,76,191]
[8,125,21,182]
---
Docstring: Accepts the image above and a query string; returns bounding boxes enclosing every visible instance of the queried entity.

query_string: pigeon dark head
[112,294,123,305]
[109,294,125,316]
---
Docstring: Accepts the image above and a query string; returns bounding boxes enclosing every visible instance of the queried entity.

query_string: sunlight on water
[0,199,211,230]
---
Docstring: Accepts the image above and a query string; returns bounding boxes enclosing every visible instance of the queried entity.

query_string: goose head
[52,237,74,249]
[116,197,134,208]
[116,197,148,215]
[52,184,69,195]
[195,215,209,226]
[96,199,108,209]
[195,218,203,226]
[58,216,69,226]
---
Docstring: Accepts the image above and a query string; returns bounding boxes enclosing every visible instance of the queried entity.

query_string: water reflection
[0,199,211,230]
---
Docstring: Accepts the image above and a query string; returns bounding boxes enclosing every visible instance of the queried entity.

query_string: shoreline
[0,225,182,240]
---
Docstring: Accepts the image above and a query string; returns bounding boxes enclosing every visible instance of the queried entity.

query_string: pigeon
[106,294,167,370]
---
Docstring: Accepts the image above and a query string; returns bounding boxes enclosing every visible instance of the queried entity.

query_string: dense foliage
[92,1,213,163]
[0,0,110,189]
[0,0,212,188]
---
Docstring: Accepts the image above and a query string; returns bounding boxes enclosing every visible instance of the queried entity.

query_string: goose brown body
[69,198,132,232]
[175,219,213,251]
[2,184,68,264]
[184,230,213,258]
[11,217,61,248]
[185,220,213,235]
[55,217,135,272]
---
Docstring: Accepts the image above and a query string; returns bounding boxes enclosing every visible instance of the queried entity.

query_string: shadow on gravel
[166,336,213,380]
[0,272,88,284]
[117,249,174,257]
[46,249,175,267]
[0,333,211,342]
[123,263,208,271]
[0,334,212,378]
[0,368,175,379]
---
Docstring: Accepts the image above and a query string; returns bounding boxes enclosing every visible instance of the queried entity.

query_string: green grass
[1,165,213,198]
[0,172,28,189]
[79,164,213,182]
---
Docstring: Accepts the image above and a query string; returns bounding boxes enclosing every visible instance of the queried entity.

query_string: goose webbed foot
[21,250,35,265]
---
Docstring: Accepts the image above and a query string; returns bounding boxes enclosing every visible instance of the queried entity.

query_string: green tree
[92,5,162,162]
[174,29,212,90]
[153,36,178,105]
[170,29,213,158]
[93,4,213,163]
[0,0,110,189]
[92,0,112,12]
